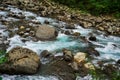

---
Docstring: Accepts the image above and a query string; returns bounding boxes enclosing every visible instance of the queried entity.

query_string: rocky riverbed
[1,0,120,36]
[0,0,120,80]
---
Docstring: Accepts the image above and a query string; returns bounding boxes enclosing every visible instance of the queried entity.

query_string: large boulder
[0,47,40,74]
[35,25,58,40]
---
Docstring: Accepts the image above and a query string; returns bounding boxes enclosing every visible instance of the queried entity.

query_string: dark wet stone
[40,50,51,58]
[64,30,71,35]
[44,20,50,24]
[117,59,120,64]
[87,48,100,56]
[88,36,97,41]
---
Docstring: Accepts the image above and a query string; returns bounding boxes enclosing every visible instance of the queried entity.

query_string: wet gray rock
[35,25,58,41]
[0,47,40,74]
[44,20,50,24]
[40,56,76,80]
[40,50,51,58]
[87,48,100,56]
[88,35,97,41]
[65,24,75,29]
[64,30,71,35]
[62,49,74,62]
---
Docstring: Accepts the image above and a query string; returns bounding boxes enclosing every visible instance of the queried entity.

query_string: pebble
[20,26,25,30]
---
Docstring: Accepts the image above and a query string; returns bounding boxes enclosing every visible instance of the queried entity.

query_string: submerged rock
[0,47,40,74]
[35,25,58,41]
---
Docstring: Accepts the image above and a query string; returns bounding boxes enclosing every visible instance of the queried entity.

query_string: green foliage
[52,0,120,17]
[89,69,120,80]
[0,76,2,80]
[0,57,7,64]
[112,71,120,80]
[89,69,106,80]
[0,50,6,56]
[0,50,7,64]
[114,12,120,18]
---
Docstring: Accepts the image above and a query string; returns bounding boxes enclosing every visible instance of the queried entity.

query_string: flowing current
[0,5,120,80]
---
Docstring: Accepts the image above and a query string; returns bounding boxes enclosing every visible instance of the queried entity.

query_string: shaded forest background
[52,0,120,18]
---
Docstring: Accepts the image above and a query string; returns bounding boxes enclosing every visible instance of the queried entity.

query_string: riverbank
[1,0,120,36]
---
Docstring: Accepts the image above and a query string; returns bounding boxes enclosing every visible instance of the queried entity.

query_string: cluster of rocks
[4,18,58,41]
[17,25,35,38]
[8,12,25,19]
[0,46,95,80]
[39,48,96,80]
[2,0,120,36]
[0,46,119,80]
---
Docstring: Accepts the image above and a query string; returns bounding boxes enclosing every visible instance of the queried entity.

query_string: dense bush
[52,0,120,17]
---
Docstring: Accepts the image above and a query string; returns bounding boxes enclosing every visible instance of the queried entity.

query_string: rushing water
[0,5,120,80]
